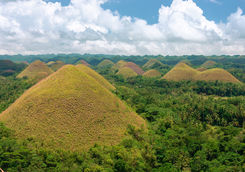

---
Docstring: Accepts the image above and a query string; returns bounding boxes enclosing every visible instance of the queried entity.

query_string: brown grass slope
[98,59,114,68]
[17,60,53,82]
[48,60,65,71]
[0,65,145,151]
[76,64,115,90]
[163,62,241,83]
[143,69,161,78]
[76,60,90,66]
[143,59,164,69]
[195,68,241,83]
[201,60,217,68]
[116,67,138,78]
[113,60,128,70]
[162,62,199,81]
[124,62,144,75]
[196,67,207,72]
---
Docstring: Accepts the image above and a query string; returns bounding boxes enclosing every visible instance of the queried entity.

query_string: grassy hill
[116,67,138,78]
[143,69,161,78]
[196,67,207,72]
[113,60,128,70]
[143,59,164,69]
[97,59,114,68]
[162,62,199,81]
[76,64,115,90]
[0,60,27,76]
[0,65,145,151]
[48,60,65,71]
[76,59,90,66]
[163,62,241,83]
[17,60,53,82]
[124,62,144,75]
[201,60,217,68]
[195,68,241,83]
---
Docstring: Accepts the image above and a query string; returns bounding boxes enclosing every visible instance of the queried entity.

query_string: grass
[162,62,199,81]
[97,59,114,68]
[195,68,241,83]
[76,64,115,90]
[48,60,65,71]
[113,60,144,75]
[116,67,138,78]
[143,59,164,69]
[163,62,241,83]
[196,67,207,72]
[124,62,144,75]
[0,65,145,151]
[17,60,53,82]
[112,60,128,71]
[76,60,90,66]
[143,69,161,77]
[201,60,217,68]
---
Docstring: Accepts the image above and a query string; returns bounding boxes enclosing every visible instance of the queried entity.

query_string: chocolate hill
[0,65,145,151]
[162,62,240,83]
[17,60,53,82]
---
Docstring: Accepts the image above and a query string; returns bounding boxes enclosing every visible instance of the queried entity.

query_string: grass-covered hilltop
[0,54,245,171]
[0,64,145,151]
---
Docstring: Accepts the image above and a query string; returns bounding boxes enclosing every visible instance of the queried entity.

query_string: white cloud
[0,0,244,55]
[209,0,221,5]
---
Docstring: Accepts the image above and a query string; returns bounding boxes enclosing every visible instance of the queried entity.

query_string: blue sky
[0,0,245,55]
[46,0,245,24]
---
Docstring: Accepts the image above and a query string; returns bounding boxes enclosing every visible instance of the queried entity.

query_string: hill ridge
[163,62,240,83]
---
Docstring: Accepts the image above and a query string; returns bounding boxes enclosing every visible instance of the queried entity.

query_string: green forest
[0,55,244,171]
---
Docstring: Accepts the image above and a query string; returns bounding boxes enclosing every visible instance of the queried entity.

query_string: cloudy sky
[0,0,245,55]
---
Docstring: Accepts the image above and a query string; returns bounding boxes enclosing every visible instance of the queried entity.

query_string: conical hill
[201,60,217,68]
[0,65,145,151]
[143,59,164,69]
[116,67,138,78]
[98,59,114,68]
[162,62,198,81]
[124,62,144,75]
[143,69,161,78]
[48,60,65,71]
[162,62,241,83]
[76,59,90,66]
[195,68,241,83]
[17,60,53,82]
[76,64,115,90]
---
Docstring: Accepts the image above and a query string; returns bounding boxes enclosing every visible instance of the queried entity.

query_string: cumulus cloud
[0,0,244,55]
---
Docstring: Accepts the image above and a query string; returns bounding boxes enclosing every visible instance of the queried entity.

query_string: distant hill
[17,60,53,82]
[97,59,114,68]
[0,60,27,76]
[116,67,138,78]
[162,62,199,81]
[48,60,65,71]
[143,69,161,78]
[76,59,90,66]
[143,59,164,69]
[196,67,207,72]
[0,65,145,151]
[76,64,115,90]
[124,62,144,75]
[195,68,241,83]
[113,60,128,70]
[162,62,241,83]
[201,60,217,68]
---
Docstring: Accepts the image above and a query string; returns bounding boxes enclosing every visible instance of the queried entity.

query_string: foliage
[0,76,33,113]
